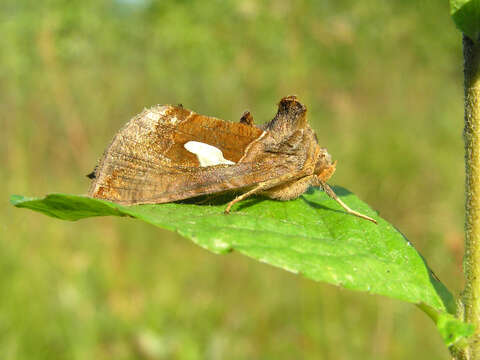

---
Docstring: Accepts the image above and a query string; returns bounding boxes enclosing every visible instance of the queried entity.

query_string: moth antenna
[318,180,377,224]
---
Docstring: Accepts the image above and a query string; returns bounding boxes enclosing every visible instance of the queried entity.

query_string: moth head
[265,95,308,135]
[314,148,336,182]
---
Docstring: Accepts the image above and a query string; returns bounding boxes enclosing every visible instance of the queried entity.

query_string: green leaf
[451,0,480,40]
[10,187,471,345]
[419,304,475,347]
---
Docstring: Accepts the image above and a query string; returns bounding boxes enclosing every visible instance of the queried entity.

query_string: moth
[88,95,376,223]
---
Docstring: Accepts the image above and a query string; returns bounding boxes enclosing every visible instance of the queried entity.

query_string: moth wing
[88,105,297,204]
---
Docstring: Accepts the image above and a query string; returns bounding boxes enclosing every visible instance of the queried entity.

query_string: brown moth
[88,96,376,223]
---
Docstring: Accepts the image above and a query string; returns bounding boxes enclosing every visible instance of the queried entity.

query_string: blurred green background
[1,0,465,359]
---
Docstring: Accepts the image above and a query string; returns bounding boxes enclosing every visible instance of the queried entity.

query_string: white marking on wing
[184,141,236,167]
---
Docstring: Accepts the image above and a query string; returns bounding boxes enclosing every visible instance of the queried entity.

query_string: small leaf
[419,304,475,347]
[10,187,471,345]
[450,0,480,40]
[438,314,475,347]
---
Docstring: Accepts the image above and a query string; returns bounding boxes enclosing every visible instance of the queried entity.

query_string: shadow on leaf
[302,185,355,218]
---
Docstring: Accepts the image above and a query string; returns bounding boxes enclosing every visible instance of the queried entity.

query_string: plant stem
[462,34,480,359]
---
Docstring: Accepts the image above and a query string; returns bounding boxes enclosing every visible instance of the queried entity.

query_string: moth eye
[184,141,236,167]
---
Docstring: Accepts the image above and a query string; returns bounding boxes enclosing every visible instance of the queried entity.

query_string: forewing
[88,105,294,204]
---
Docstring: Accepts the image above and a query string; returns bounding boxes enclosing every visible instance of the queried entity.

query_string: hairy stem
[461,34,480,359]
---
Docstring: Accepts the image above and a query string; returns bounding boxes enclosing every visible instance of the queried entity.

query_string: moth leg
[317,179,377,224]
[224,174,295,214]
[239,111,254,126]
[224,183,267,214]
[225,171,311,214]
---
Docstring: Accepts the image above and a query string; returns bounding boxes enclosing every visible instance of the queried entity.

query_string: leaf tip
[10,194,30,206]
